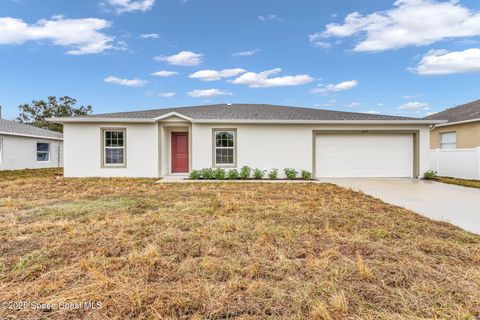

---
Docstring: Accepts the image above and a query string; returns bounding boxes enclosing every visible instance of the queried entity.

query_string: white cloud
[140,33,159,39]
[159,92,175,97]
[308,34,332,49]
[310,80,358,94]
[104,0,155,13]
[344,101,361,108]
[189,68,246,81]
[230,68,313,88]
[231,49,261,57]
[150,70,179,77]
[403,93,423,99]
[364,110,379,114]
[104,76,147,87]
[258,14,283,22]
[412,48,480,75]
[188,89,232,98]
[154,51,203,66]
[398,102,430,110]
[317,0,480,52]
[0,16,116,55]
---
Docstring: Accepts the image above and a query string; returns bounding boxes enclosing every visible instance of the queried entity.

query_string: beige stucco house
[426,99,480,149]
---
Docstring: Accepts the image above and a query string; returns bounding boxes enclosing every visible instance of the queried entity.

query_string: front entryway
[171,132,189,173]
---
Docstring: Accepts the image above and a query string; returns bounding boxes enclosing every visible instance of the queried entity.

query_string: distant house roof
[49,104,445,124]
[425,99,480,124]
[0,118,63,140]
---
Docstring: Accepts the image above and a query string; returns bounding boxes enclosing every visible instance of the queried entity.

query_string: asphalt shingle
[425,100,480,123]
[76,104,420,121]
[0,119,63,139]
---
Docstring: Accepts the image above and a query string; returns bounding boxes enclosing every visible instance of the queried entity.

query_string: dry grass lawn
[435,176,480,189]
[1,168,480,319]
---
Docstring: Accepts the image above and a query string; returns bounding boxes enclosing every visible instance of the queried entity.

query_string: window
[103,129,126,166]
[440,132,456,149]
[36,142,50,162]
[214,129,236,166]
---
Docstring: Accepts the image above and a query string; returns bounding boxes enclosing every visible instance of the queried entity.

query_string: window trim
[212,128,237,168]
[101,128,127,168]
[439,131,456,149]
[0,138,3,164]
[36,142,51,162]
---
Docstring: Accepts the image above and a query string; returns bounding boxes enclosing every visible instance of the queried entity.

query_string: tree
[17,96,92,132]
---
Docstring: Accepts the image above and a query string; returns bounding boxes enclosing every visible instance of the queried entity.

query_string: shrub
[239,166,252,179]
[284,168,298,180]
[424,170,438,180]
[200,168,214,180]
[301,170,312,180]
[227,169,239,180]
[253,168,266,180]
[189,170,202,180]
[213,168,226,180]
[268,169,278,180]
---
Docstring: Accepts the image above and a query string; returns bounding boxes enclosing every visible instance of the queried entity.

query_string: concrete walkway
[319,178,480,234]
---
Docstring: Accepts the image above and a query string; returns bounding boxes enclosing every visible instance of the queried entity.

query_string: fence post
[476,147,480,180]
[435,148,440,174]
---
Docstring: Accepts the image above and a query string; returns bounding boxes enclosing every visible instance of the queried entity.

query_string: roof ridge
[84,103,418,120]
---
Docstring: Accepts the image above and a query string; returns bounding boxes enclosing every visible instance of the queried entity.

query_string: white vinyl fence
[429,148,480,180]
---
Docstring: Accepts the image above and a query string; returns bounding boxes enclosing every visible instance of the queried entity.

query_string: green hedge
[189,166,313,180]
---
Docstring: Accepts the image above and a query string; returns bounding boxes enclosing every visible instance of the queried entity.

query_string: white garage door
[316,133,413,178]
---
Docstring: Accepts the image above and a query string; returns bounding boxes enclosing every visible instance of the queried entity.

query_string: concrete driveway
[319,178,480,234]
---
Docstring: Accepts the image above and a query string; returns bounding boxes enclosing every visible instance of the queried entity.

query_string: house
[425,99,480,149]
[48,104,444,179]
[0,118,63,170]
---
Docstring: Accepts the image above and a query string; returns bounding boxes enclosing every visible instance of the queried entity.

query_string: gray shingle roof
[78,104,420,121]
[425,99,480,123]
[0,119,63,139]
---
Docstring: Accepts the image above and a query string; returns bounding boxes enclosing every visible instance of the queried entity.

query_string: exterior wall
[0,134,62,170]
[63,122,159,178]
[430,121,480,148]
[192,123,431,178]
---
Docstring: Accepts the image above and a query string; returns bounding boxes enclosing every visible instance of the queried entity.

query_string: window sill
[101,164,127,168]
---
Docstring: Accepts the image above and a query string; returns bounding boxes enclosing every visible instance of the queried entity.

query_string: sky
[1,0,480,120]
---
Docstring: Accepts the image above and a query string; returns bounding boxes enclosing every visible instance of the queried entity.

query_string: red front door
[171,132,189,173]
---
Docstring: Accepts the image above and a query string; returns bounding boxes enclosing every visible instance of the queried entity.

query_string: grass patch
[0,169,479,319]
[434,176,480,189]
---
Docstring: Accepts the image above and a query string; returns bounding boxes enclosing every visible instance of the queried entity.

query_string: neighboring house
[0,118,63,170]
[48,104,444,179]
[425,99,480,149]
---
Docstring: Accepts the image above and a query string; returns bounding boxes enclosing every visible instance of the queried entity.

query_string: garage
[315,132,414,178]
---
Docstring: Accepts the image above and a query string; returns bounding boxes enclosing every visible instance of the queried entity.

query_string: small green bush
[200,168,214,180]
[284,168,298,180]
[213,168,226,180]
[253,168,266,180]
[189,170,202,180]
[301,170,312,180]
[227,169,239,180]
[268,169,278,180]
[423,170,438,180]
[239,166,252,179]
